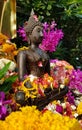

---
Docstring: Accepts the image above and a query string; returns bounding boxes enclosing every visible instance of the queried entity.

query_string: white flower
[0,58,16,71]
[29,74,37,82]
[74,113,78,118]
[61,103,66,109]
[60,84,65,89]
[71,105,76,110]
[75,99,80,106]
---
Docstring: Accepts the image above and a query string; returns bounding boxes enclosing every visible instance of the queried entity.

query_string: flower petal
[1,106,7,114]
[0,92,5,100]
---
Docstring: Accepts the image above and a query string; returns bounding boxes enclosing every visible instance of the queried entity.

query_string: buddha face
[29,26,43,45]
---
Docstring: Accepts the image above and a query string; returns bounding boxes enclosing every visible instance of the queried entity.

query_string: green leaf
[46,11,51,16]
[4,75,18,83]
[75,14,82,18]
[47,4,52,10]
[0,75,18,93]
[0,62,11,79]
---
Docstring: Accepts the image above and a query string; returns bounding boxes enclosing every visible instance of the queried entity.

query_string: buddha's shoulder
[40,49,50,59]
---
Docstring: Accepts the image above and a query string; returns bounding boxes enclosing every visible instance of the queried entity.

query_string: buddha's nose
[40,31,43,38]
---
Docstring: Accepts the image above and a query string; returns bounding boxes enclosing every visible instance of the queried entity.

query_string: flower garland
[19,73,58,98]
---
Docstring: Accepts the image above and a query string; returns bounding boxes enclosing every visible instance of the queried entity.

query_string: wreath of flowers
[19,73,58,98]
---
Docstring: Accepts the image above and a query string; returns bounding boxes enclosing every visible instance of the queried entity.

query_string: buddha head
[24,10,43,45]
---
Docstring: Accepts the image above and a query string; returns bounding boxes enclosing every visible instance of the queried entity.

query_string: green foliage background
[16,0,82,69]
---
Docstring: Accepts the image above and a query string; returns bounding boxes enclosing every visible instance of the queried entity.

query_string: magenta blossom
[39,21,64,52]
[56,104,63,114]
[17,26,27,41]
[69,69,82,93]
[66,90,75,105]
[0,91,11,120]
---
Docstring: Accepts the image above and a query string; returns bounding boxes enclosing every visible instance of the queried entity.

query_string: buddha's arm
[17,50,27,81]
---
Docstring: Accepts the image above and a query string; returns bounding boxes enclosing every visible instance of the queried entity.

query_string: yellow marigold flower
[65,64,74,69]
[0,33,8,44]
[20,77,38,98]
[2,43,15,53]
[64,78,69,85]
[13,50,18,56]
[18,46,29,51]
[77,102,82,114]
[0,106,81,130]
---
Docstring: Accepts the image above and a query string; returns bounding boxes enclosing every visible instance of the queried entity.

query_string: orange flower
[0,33,8,45]
[2,43,16,53]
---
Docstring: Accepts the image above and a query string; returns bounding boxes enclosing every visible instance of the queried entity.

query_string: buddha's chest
[25,49,49,67]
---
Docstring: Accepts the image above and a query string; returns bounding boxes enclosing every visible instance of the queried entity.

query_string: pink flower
[69,69,82,92]
[39,21,64,52]
[0,92,11,120]
[17,27,27,41]
[56,104,63,114]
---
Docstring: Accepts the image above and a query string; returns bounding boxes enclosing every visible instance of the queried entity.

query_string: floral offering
[50,59,74,85]
[0,28,82,130]
[19,73,58,98]
[0,106,81,130]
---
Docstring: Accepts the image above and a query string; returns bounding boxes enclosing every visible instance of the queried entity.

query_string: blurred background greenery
[16,0,82,69]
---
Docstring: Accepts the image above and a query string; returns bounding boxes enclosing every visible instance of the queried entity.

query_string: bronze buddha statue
[16,11,68,110]
[17,12,50,81]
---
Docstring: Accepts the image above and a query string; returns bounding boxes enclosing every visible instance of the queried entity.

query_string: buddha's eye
[37,28,41,32]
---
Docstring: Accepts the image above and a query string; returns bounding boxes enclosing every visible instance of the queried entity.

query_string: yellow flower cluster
[2,43,16,53]
[19,74,58,98]
[77,102,82,114]
[0,33,8,44]
[0,33,17,60]
[19,77,38,98]
[18,46,29,51]
[0,106,81,130]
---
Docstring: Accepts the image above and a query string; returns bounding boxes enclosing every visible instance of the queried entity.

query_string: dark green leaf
[47,5,52,10]
[0,62,11,79]
[0,75,18,93]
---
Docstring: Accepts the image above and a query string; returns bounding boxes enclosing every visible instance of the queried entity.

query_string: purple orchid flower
[40,21,64,52]
[0,91,11,120]
[56,104,63,114]
[69,69,82,93]
[50,21,57,30]
[66,90,75,105]
[17,26,27,41]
